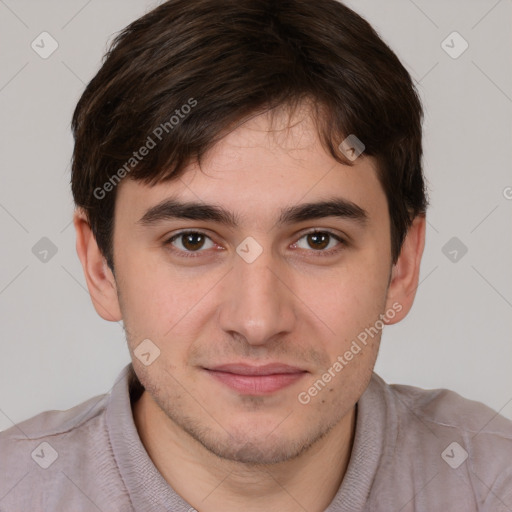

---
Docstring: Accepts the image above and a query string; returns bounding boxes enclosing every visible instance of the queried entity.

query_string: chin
[202,435,305,465]
[187,419,326,466]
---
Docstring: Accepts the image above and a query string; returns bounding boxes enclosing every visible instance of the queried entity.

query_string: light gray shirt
[1,364,511,511]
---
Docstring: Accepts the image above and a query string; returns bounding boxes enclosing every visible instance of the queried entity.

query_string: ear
[73,208,122,322]
[384,214,426,325]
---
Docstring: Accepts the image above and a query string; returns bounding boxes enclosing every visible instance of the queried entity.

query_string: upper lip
[205,363,307,376]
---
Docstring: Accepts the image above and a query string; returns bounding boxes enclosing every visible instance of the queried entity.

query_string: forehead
[115,108,386,225]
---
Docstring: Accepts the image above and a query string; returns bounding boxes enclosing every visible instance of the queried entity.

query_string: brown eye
[166,231,215,254]
[307,232,330,250]
[294,230,345,255]
[181,232,206,251]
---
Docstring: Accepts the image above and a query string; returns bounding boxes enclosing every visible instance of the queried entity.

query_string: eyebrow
[137,196,368,228]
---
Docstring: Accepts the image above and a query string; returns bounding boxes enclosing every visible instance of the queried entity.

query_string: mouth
[202,363,308,395]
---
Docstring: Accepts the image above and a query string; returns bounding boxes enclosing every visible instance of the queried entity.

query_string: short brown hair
[71,0,427,271]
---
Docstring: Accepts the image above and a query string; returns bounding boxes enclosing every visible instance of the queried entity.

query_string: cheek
[298,259,388,342]
[115,257,178,339]
[116,246,178,308]
[116,252,224,356]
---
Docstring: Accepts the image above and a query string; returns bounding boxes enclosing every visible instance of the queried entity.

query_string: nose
[217,246,296,346]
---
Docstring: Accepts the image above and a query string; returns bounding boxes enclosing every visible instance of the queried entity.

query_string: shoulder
[0,391,111,470]
[0,390,110,443]
[387,377,512,476]
[0,365,137,510]
[0,391,116,510]
[386,377,512,439]
[368,374,512,510]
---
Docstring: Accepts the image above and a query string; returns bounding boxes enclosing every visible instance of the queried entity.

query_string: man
[1,0,511,510]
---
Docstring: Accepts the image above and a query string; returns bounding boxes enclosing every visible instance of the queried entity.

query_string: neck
[133,391,356,512]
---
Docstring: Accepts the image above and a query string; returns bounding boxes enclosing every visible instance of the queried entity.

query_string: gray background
[0,0,511,430]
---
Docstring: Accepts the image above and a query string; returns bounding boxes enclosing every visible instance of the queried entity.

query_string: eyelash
[163,229,346,259]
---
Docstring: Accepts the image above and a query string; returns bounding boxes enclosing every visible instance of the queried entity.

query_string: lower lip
[205,370,306,394]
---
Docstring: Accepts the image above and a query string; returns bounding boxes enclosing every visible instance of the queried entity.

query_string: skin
[74,104,425,512]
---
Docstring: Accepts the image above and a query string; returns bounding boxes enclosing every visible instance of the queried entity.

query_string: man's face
[112,106,393,464]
